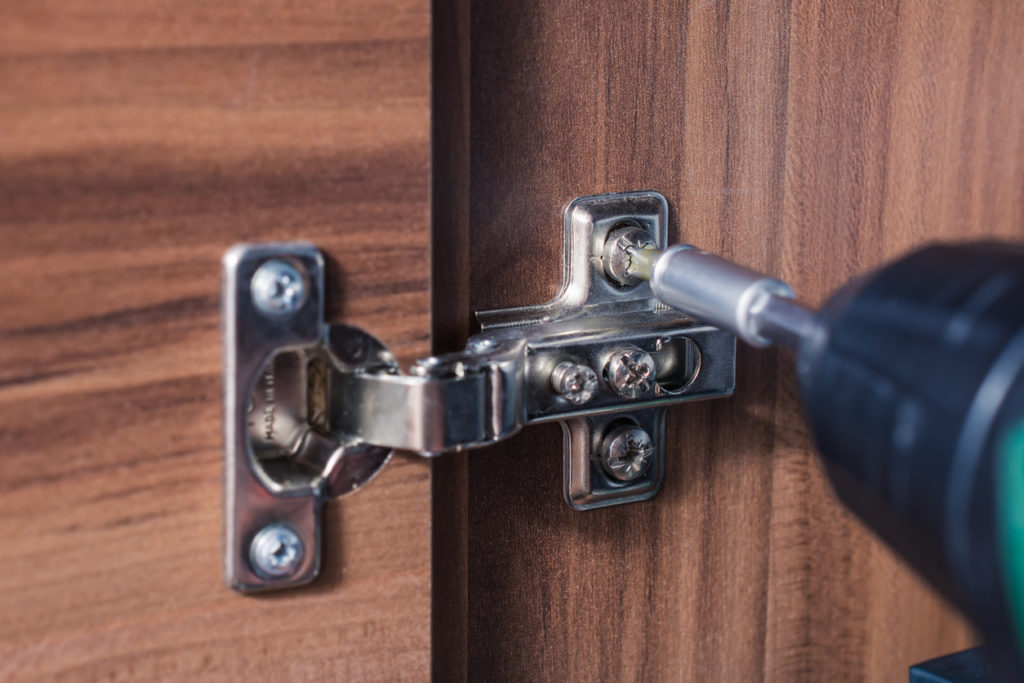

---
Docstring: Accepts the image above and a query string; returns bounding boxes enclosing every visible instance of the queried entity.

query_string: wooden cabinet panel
[432,1,1024,681]
[4,0,1023,680]
[0,1,431,679]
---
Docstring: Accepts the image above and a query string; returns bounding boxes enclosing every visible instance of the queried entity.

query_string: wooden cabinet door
[431,1,1024,681]
[0,1,431,679]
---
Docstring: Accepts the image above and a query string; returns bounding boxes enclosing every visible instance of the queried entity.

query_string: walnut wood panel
[0,1,431,680]
[432,1,1024,680]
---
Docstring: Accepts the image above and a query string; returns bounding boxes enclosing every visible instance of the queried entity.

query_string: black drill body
[635,238,1024,677]
[797,243,1024,679]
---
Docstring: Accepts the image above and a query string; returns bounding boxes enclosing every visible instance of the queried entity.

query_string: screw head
[600,424,655,481]
[604,347,656,399]
[550,361,599,406]
[251,260,306,316]
[602,224,656,287]
[249,523,304,578]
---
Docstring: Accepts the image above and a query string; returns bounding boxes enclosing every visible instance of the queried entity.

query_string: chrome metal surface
[550,361,599,406]
[603,346,656,399]
[600,424,654,481]
[563,408,666,510]
[475,191,734,507]
[476,190,670,325]
[650,245,800,347]
[748,293,817,350]
[602,224,656,287]
[331,191,733,464]
[250,259,306,316]
[249,523,304,578]
[223,243,394,593]
[224,192,740,591]
[624,243,660,282]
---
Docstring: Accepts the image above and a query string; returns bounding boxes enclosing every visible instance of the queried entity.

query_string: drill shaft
[628,244,816,349]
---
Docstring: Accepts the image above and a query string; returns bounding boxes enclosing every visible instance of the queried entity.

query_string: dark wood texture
[0,1,431,679]
[430,0,472,680]
[433,1,1024,680]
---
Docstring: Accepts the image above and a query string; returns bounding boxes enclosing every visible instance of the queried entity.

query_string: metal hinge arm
[328,312,734,456]
[331,337,528,454]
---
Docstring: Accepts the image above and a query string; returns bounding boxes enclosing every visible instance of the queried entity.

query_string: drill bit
[623,242,817,350]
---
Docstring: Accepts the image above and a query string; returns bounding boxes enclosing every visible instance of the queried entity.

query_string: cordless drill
[625,240,1024,680]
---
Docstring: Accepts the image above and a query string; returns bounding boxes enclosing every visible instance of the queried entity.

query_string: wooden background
[433,0,1024,681]
[3,0,1024,681]
[0,1,431,680]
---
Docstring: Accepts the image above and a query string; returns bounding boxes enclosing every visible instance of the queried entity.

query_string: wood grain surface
[432,1,1024,681]
[0,1,431,680]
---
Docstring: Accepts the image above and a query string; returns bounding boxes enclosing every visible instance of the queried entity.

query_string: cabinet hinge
[223,191,735,592]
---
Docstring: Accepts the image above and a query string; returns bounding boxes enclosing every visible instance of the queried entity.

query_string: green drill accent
[997,420,1024,655]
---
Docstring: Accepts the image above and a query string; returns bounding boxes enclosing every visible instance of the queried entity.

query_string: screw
[249,523,304,578]
[600,424,655,481]
[603,346,656,399]
[251,260,306,316]
[602,224,656,287]
[550,361,599,406]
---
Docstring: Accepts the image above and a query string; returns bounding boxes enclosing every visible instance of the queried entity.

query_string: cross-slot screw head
[603,346,656,399]
[251,259,306,316]
[602,224,656,287]
[249,523,304,578]
[600,424,655,481]
[550,361,599,406]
